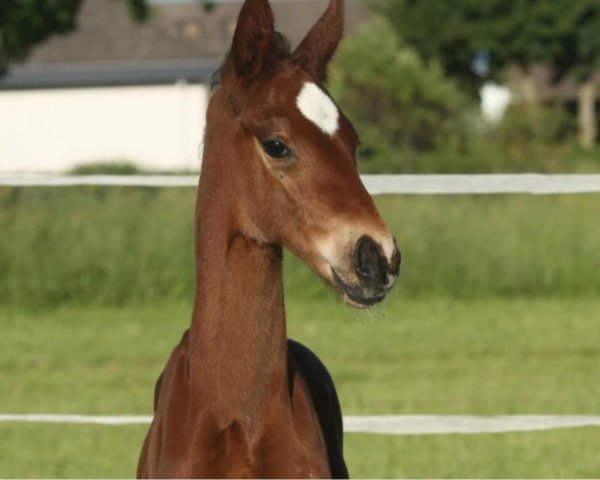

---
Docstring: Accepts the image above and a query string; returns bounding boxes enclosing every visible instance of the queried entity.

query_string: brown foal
[137,0,400,477]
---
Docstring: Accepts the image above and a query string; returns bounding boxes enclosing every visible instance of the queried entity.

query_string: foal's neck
[188,107,288,429]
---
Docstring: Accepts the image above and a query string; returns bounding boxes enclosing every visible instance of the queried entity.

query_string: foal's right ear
[226,0,275,81]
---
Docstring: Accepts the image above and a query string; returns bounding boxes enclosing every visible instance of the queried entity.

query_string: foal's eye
[262,139,291,159]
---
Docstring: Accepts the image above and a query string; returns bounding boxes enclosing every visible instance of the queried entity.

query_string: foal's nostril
[355,235,388,285]
[356,237,377,280]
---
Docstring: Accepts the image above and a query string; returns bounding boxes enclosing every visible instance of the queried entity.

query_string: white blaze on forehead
[296,82,339,135]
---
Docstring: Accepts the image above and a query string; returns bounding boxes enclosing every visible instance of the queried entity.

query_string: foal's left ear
[227,0,275,81]
[291,0,344,82]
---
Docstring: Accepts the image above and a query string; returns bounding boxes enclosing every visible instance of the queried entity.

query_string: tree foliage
[0,0,149,73]
[374,0,600,84]
[329,16,473,172]
[328,16,594,173]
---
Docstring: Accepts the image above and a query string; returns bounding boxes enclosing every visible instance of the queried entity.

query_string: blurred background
[2,0,600,174]
[0,0,599,478]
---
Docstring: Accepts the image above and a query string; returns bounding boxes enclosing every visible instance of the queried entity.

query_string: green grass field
[1,297,599,477]
[2,189,600,307]
[1,189,600,477]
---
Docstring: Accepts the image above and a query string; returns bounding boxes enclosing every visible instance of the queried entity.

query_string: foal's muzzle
[333,235,401,308]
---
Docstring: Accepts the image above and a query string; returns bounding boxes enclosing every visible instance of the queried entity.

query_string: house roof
[0,0,371,90]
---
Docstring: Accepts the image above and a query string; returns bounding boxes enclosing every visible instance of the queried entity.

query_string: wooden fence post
[578,81,597,149]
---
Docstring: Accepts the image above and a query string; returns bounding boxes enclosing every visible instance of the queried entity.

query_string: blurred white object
[480,81,512,123]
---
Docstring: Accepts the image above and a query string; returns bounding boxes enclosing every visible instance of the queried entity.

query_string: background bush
[69,161,141,176]
[329,17,473,173]
[329,17,600,174]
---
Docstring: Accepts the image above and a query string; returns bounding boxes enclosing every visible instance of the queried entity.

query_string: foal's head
[206,0,400,307]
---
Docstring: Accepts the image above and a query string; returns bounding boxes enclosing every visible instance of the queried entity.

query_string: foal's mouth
[331,269,386,309]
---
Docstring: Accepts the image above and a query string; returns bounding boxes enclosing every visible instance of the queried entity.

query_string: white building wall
[0,83,208,173]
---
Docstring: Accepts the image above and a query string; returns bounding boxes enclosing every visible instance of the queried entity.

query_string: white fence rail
[2,174,600,194]
[1,414,600,435]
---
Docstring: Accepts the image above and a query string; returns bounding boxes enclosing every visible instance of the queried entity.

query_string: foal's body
[138,0,399,477]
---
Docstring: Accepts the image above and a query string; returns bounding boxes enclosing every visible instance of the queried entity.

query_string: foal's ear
[291,0,343,82]
[227,0,275,80]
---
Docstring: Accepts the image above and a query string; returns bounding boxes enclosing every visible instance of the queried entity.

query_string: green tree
[329,17,473,173]
[375,0,600,147]
[0,0,149,73]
